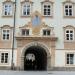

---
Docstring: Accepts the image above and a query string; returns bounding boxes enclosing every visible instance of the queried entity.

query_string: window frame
[42,2,53,17]
[21,2,32,16]
[65,29,74,41]
[2,29,10,41]
[63,1,75,18]
[2,2,14,16]
[42,29,51,36]
[0,52,9,64]
[64,3,73,16]
[66,53,74,65]
[21,29,30,36]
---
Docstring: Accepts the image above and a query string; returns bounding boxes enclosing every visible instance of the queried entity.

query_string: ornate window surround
[63,25,75,42]
[1,25,13,41]
[41,0,54,17]
[21,0,33,17]
[62,0,75,18]
[2,0,14,17]
[41,28,51,36]
[40,24,54,37]
[19,25,32,36]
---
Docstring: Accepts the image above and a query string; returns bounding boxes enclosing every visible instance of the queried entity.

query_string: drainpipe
[11,0,16,70]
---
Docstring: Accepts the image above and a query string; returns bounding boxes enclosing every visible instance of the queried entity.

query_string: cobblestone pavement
[0,70,75,75]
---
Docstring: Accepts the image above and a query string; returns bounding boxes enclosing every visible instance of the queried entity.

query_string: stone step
[49,67,75,71]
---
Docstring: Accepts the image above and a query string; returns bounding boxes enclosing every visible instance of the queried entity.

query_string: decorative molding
[63,25,75,29]
[41,0,54,4]
[2,0,14,4]
[62,0,75,4]
[0,25,13,29]
[20,0,33,4]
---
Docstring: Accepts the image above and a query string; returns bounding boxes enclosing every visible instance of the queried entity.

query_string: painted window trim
[2,2,14,17]
[21,2,32,17]
[65,29,74,42]
[65,53,74,66]
[0,52,9,65]
[20,28,32,36]
[63,1,75,18]
[2,29,10,41]
[64,3,73,16]
[41,2,53,17]
[41,28,51,36]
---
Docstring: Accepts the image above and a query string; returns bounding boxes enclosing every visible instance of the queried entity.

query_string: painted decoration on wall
[32,15,41,26]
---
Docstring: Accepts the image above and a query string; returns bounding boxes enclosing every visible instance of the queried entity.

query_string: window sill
[42,35,51,37]
[42,15,53,18]
[2,15,13,18]
[2,39,11,42]
[64,40,75,43]
[63,16,75,18]
[65,64,75,67]
[0,63,9,65]
[21,15,31,18]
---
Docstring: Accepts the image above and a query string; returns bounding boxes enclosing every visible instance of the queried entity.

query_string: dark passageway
[24,46,47,71]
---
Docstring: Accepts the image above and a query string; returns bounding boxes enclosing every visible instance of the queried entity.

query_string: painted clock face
[32,15,41,26]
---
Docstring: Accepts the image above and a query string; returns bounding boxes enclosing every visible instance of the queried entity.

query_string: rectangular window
[1,53,8,63]
[43,4,51,16]
[43,29,50,36]
[2,30,10,40]
[64,4,73,16]
[65,30,74,41]
[66,54,74,65]
[22,29,29,36]
[3,3,13,16]
[22,4,30,16]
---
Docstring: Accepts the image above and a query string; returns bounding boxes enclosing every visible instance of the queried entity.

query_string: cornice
[0,25,13,29]
[16,36,58,41]
[41,0,54,4]
[62,0,75,4]
[2,0,14,4]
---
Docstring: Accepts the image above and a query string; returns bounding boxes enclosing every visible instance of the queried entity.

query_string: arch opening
[24,46,47,71]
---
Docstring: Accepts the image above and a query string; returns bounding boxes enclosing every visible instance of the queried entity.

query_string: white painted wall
[0,49,17,67]
[55,50,75,67]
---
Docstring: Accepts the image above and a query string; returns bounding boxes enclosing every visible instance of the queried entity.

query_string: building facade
[0,0,75,71]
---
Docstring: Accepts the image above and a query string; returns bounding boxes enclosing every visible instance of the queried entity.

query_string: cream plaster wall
[0,49,17,67]
[55,50,75,67]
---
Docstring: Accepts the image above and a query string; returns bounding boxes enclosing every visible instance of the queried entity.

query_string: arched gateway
[21,42,51,71]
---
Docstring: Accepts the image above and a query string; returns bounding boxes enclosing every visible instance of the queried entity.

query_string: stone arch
[20,42,51,70]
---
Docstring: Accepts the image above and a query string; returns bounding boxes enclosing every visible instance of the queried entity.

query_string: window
[1,53,8,63]
[44,4,51,16]
[43,29,50,36]
[64,4,73,16]
[65,29,74,41]
[2,29,10,40]
[22,3,31,16]
[42,1,53,16]
[3,3,13,16]
[66,54,74,65]
[22,29,29,36]
[63,1,75,17]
